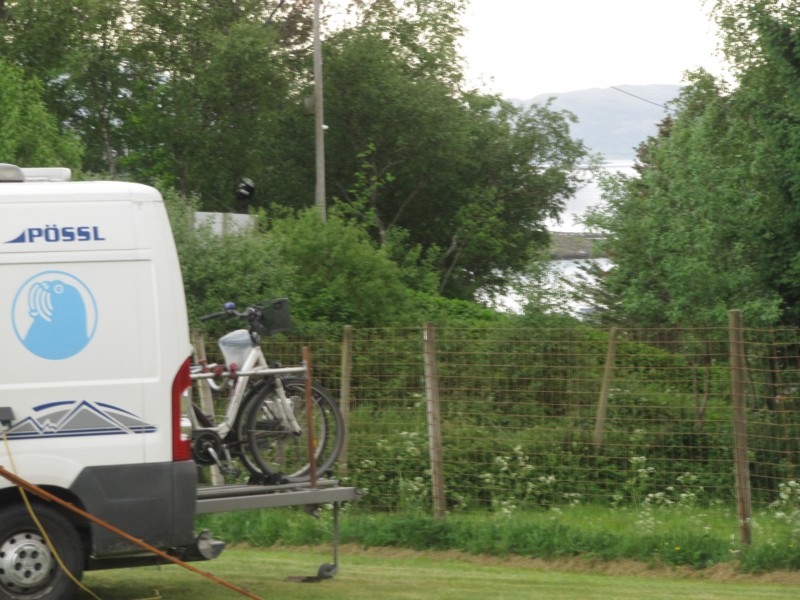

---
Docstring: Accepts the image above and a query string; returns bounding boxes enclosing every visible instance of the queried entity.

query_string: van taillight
[171,358,192,461]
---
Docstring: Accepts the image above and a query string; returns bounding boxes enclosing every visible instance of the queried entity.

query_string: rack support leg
[317,502,340,579]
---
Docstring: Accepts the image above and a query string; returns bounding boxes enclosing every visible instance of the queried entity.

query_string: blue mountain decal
[4,400,156,440]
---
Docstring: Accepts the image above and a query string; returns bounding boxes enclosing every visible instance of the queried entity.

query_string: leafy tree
[119,1,311,201]
[305,16,587,300]
[0,0,132,174]
[709,1,800,326]
[0,0,311,188]
[0,0,588,313]
[585,74,781,327]
[584,0,800,328]
[0,58,82,166]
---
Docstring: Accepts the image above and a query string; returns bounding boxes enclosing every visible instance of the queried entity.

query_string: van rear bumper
[71,460,197,558]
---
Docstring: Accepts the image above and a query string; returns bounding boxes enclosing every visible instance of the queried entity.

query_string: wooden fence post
[729,309,753,545]
[338,325,353,476]
[190,331,224,486]
[303,346,317,488]
[423,322,446,519]
[594,327,618,449]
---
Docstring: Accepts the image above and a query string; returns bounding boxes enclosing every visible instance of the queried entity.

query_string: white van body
[0,165,204,597]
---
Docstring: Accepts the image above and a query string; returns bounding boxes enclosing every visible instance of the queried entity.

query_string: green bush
[162,188,292,329]
[267,209,417,328]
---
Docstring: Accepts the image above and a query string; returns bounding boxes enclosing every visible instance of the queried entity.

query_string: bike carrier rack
[196,479,360,579]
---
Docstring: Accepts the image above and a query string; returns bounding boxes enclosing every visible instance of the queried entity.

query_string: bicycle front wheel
[245,378,345,482]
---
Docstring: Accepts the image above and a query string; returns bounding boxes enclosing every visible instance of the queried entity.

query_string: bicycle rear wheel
[245,377,345,482]
[230,384,265,478]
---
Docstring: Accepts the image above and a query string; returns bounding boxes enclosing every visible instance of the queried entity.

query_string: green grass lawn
[78,547,800,600]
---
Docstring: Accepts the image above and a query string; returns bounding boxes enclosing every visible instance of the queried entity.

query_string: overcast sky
[459,0,726,99]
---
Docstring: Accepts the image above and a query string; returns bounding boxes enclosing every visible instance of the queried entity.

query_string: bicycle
[189,299,345,484]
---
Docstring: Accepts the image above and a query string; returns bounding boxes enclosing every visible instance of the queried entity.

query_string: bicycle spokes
[245,379,344,481]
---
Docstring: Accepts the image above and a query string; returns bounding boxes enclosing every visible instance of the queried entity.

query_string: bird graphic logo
[12,271,98,360]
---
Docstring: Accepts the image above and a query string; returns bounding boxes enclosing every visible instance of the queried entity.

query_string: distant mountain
[523,84,683,161]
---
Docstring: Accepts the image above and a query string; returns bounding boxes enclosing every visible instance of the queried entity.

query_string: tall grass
[198,501,800,572]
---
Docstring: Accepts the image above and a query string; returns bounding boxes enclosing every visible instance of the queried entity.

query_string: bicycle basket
[254,298,291,336]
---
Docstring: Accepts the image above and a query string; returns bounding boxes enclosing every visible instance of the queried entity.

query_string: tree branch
[264,0,286,26]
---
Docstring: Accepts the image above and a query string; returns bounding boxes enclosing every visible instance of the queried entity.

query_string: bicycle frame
[190,338,305,445]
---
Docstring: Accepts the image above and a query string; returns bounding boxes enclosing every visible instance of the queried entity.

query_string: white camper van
[0,164,216,599]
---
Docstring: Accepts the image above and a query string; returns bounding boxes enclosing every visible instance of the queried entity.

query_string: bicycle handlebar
[199,302,256,322]
[199,299,289,338]
[199,311,228,321]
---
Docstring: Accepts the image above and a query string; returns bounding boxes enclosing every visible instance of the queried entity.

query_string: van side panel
[1,258,158,467]
[0,182,195,556]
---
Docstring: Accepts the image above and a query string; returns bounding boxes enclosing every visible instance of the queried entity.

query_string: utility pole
[313,0,327,222]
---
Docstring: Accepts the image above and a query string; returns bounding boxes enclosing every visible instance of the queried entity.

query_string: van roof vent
[21,167,72,182]
[0,164,24,182]
[0,164,72,183]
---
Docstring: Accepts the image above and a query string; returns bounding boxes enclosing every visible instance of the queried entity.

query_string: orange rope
[0,465,263,600]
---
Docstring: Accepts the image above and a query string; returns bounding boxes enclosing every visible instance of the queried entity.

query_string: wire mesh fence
[196,316,800,531]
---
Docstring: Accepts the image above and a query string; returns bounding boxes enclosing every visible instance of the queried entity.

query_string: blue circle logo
[12,271,98,360]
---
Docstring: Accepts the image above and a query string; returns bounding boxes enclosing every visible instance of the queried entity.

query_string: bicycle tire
[230,384,265,478]
[245,377,345,482]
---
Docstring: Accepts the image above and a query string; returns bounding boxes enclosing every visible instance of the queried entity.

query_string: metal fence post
[729,309,753,545]
[423,322,446,519]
